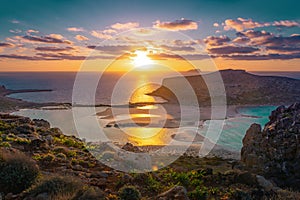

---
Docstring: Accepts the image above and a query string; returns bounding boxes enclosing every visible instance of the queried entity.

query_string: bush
[29,175,83,199]
[0,149,39,194]
[118,185,141,200]
[72,186,105,200]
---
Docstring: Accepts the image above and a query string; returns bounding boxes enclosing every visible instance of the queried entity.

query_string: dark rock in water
[241,103,300,190]
[121,142,143,153]
[157,186,189,200]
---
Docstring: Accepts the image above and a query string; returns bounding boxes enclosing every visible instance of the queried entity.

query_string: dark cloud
[204,36,231,46]
[257,34,300,47]
[266,46,300,52]
[0,42,14,47]
[153,19,198,31]
[207,45,259,54]
[159,45,195,52]
[0,54,59,60]
[22,35,72,44]
[220,53,300,60]
[232,37,250,44]
[149,53,210,60]
[236,30,272,38]
[35,46,74,52]
[0,53,114,61]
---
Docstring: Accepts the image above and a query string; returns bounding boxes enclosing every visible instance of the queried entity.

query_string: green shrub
[0,141,11,147]
[30,175,83,199]
[0,149,39,194]
[72,186,105,200]
[118,185,141,200]
[188,186,208,200]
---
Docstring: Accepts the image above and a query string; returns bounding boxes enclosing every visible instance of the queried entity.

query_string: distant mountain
[149,69,300,106]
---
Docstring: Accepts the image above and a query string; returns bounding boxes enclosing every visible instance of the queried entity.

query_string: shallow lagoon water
[12,105,277,150]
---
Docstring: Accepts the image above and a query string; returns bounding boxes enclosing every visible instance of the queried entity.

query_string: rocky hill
[150,69,300,106]
[1,114,300,199]
[241,103,300,190]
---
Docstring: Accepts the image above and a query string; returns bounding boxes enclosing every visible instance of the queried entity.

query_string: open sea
[1,71,299,151]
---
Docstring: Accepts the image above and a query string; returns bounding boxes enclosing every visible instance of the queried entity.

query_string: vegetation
[29,175,83,199]
[0,149,39,194]
[118,185,141,200]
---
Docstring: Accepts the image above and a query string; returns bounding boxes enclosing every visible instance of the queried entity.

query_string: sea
[1,71,299,151]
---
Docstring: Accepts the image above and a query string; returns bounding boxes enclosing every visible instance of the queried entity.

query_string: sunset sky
[0,0,299,71]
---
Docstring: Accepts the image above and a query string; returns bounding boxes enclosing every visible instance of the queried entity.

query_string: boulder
[241,103,300,190]
[157,186,189,200]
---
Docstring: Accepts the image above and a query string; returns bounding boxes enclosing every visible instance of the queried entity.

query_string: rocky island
[150,69,300,106]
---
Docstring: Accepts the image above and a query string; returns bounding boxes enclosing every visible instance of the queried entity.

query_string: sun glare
[131,50,154,68]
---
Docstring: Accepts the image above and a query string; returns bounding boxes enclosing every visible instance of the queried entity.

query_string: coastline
[0,83,279,161]
[0,85,70,113]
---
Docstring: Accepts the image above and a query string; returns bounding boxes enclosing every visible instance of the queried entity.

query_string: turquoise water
[215,106,277,150]
[13,105,278,151]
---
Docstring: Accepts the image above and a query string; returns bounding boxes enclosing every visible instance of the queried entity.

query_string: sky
[0,0,299,71]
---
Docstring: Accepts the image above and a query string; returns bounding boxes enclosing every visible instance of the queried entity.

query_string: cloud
[22,35,72,44]
[48,34,64,40]
[10,29,22,34]
[232,37,250,44]
[238,30,300,47]
[0,54,59,60]
[273,20,300,28]
[35,46,75,52]
[220,53,300,60]
[0,42,14,47]
[103,29,117,34]
[207,45,259,54]
[204,35,231,46]
[170,39,200,46]
[0,53,114,61]
[213,23,219,27]
[224,18,270,31]
[27,29,39,34]
[90,31,112,40]
[266,46,300,52]
[67,27,85,32]
[111,22,139,30]
[149,53,209,60]
[159,45,195,52]
[87,45,143,54]
[75,35,89,41]
[153,18,198,31]
[11,20,20,24]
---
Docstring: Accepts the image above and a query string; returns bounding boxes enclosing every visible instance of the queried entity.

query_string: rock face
[241,103,300,189]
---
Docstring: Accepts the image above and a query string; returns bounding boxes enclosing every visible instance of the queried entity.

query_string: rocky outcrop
[157,186,189,200]
[241,103,300,189]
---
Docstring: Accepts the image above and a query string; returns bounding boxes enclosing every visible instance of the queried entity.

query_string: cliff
[241,103,300,190]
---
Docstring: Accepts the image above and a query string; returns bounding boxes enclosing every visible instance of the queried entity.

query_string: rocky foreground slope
[1,111,300,199]
[150,69,300,106]
[242,103,300,190]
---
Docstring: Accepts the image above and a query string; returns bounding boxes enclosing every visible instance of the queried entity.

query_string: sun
[131,50,154,68]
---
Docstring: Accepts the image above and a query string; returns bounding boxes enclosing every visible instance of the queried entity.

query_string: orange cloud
[111,22,139,30]
[153,18,198,31]
[75,35,89,41]
[27,29,39,34]
[90,31,112,40]
[224,18,270,31]
[67,27,85,32]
